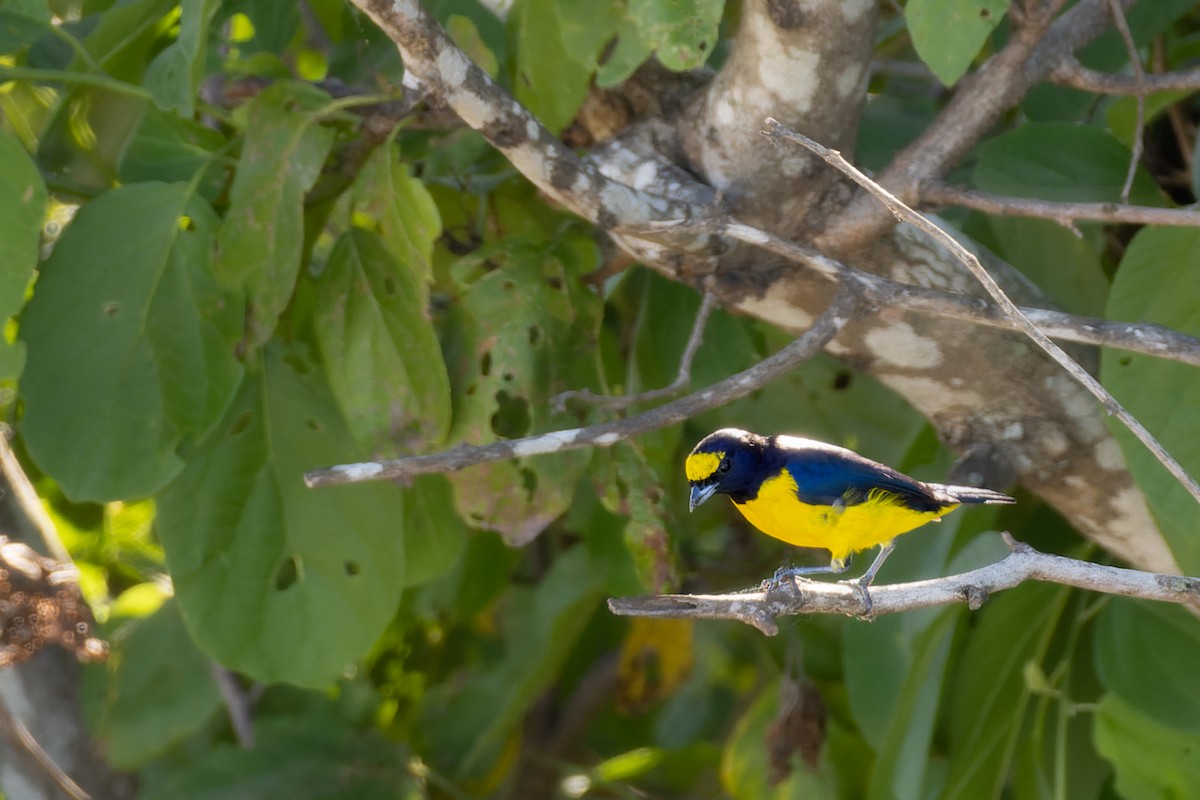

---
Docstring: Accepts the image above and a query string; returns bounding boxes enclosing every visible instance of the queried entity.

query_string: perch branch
[608,534,1200,635]
[305,288,859,487]
[921,182,1200,230]
[766,118,1200,507]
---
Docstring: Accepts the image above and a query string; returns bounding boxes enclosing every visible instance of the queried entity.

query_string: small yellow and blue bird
[686,429,1014,592]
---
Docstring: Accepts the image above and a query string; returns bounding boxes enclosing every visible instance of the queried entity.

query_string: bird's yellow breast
[733,469,953,563]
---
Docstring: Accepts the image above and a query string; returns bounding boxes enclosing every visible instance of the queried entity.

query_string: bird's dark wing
[777,441,947,512]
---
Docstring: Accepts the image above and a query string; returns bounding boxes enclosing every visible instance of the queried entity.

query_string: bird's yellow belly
[733,470,952,562]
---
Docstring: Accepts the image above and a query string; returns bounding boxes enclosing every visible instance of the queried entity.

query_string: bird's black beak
[689,482,719,512]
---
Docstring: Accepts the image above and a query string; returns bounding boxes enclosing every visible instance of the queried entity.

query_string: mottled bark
[349,0,1185,573]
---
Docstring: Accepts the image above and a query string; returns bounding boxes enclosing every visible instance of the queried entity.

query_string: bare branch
[624,217,1200,368]
[1106,0,1145,203]
[608,534,1200,634]
[305,288,860,487]
[922,181,1200,230]
[766,119,1200,507]
[553,290,717,411]
[212,664,255,749]
[0,693,91,800]
[822,0,1136,251]
[1050,57,1200,95]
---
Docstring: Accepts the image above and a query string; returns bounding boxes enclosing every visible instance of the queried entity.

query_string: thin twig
[0,428,69,562]
[553,290,717,411]
[0,691,92,800]
[623,217,1200,368]
[922,181,1200,229]
[1106,0,1145,203]
[765,118,1200,507]
[211,664,255,749]
[305,288,860,487]
[1050,57,1200,95]
[608,534,1200,634]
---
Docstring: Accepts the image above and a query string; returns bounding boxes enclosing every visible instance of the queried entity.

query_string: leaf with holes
[442,237,603,544]
[20,182,244,502]
[627,0,721,72]
[315,228,451,454]
[1101,227,1200,574]
[214,82,335,347]
[157,345,405,687]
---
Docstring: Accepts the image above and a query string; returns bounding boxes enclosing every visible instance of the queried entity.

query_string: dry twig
[921,181,1200,230]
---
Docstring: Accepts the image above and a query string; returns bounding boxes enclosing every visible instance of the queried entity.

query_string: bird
[685,428,1015,599]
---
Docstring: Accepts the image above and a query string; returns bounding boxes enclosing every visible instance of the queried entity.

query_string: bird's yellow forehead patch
[686,451,724,482]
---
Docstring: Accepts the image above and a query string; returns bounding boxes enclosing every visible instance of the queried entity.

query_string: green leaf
[351,144,442,293]
[144,0,220,115]
[595,16,654,87]
[1100,227,1200,574]
[401,474,467,587]
[0,0,51,54]
[556,0,624,72]
[628,0,722,72]
[20,183,244,502]
[140,713,415,800]
[118,105,227,201]
[95,600,223,769]
[214,82,336,347]
[1094,599,1200,735]
[418,545,603,780]
[0,130,44,319]
[974,123,1163,205]
[443,238,602,544]
[314,228,451,453]
[864,610,957,800]
[511,0,591,132]
[906,0,1007,86]
[157,345,405,687]
[968,216,1108,318]
[1095,693,1200,800]
[939,582,1071,799]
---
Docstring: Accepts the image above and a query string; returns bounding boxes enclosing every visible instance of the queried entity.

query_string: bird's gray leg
[766,556,851,592]
[845,540,895,616]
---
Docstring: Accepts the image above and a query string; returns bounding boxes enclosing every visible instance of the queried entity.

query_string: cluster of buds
[0,537,107,668]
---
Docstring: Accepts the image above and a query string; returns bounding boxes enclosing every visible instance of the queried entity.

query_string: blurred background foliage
[1,0,1200,797]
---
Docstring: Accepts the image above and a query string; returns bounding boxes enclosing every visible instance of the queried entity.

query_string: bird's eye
[717,458,731,474]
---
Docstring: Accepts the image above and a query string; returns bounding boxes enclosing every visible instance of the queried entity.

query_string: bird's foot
[840,578,875,618]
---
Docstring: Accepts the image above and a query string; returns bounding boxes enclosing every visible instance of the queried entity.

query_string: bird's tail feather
[933,484,1016,505]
